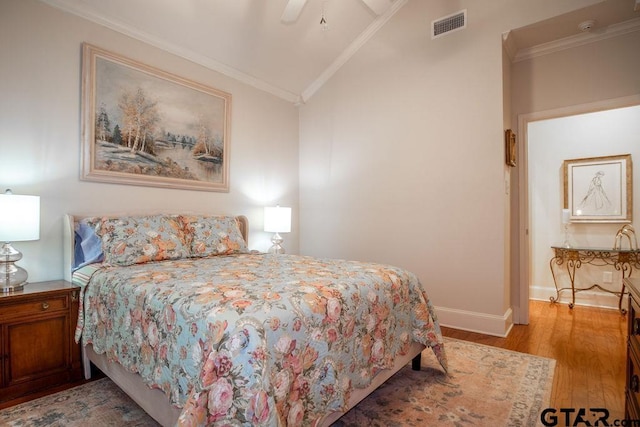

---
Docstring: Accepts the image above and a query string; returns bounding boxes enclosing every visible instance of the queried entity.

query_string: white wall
[298,0,604,336]
[0,0,300,282]
[529,106,640,307]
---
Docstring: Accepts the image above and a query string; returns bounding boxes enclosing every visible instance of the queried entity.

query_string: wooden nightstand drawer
[0,295,68,320]
[0,280,82,406]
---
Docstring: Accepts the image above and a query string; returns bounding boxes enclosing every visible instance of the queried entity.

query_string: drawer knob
[632,375,640,393]
[634,318,640,335]
[41,302,49,310]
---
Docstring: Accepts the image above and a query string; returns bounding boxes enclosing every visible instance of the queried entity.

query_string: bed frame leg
[411,353,421,371]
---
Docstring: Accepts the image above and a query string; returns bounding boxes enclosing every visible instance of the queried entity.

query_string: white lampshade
[0,191,40,242]
[264,206,291,233]
[0,190,40,292]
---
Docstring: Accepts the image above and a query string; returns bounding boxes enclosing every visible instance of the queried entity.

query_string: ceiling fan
[281,0,395,23]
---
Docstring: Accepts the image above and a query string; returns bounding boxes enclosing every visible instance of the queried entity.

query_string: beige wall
[2,0,630,335]
[298,0,605,335]
[512,31,640,116]
[0,0,300,282]
[511,29,640,310]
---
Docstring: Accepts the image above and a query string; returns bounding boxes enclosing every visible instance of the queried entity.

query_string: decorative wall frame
[563,154,632,223]
[505,129,516,167]
[81,43,231,192]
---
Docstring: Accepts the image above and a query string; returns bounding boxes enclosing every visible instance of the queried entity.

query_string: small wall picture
[564,154,632,223]
[81,43,231,192]
[505,129,516,167]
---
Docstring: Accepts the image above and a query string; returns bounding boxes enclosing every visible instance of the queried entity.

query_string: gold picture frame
[505,129,516,167]
[81,43,231,192]
[563,154,632,223]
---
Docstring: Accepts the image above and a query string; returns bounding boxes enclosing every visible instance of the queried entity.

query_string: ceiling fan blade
[281,0,309,23]
[361,0,393,15]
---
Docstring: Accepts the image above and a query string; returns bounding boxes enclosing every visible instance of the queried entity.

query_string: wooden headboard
[63,213,249,282]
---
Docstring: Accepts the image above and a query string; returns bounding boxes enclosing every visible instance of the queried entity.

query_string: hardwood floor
[442,300,627,421]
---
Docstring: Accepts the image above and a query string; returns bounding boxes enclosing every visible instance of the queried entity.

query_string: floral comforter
[74,254,447,426]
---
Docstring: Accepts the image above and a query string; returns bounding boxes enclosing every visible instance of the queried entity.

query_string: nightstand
[0,280,82,407]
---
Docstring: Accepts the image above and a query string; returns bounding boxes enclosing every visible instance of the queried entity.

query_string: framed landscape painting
[81,43,231,192]
[563,154,632,223]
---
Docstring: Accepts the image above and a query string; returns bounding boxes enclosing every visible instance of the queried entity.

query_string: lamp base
[1,242,29,293]
[268,232,286,254]
[1,281,27,293]
[563,224,572,248]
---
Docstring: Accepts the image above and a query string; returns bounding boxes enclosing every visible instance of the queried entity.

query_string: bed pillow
[180,215,248,257]
[96,215,189,266]
[72,218,104,270]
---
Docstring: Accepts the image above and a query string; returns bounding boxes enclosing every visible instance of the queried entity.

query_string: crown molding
[40,0,300,104]
[513,17,640,63]
[502,30,518,62]
[300,0,409,103]
[40,0,407,106]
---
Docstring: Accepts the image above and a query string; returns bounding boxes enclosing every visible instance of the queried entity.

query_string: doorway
[516,96,640,324]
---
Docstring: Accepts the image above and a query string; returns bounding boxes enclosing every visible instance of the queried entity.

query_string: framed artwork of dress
[563,154,632,223]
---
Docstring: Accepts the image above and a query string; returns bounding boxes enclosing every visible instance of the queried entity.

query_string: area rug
[0,338,555,427]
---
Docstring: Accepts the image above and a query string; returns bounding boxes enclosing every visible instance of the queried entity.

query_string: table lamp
[264,206,291,254]
[0,189,40,292]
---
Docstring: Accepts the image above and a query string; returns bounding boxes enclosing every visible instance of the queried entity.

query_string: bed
[63,213,447,426]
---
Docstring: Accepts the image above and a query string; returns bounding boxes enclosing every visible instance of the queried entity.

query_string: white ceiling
[41,0,640,104]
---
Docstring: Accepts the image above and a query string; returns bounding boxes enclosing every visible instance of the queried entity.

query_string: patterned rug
[0,338,555,427]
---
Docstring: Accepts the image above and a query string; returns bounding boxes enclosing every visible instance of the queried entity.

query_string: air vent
[432,9,466,39]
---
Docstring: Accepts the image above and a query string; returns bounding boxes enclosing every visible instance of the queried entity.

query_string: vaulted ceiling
[41,0,640,104]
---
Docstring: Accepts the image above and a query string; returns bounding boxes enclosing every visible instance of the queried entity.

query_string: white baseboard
[529,285,627,310]
[433,285,627,338]
[434,306,513,338]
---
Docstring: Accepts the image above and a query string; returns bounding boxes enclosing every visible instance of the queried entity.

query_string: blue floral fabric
[75,254,446,426]
[96,215,189,266]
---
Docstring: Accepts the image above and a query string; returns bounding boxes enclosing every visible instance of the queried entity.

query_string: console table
[549,246,640,312]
